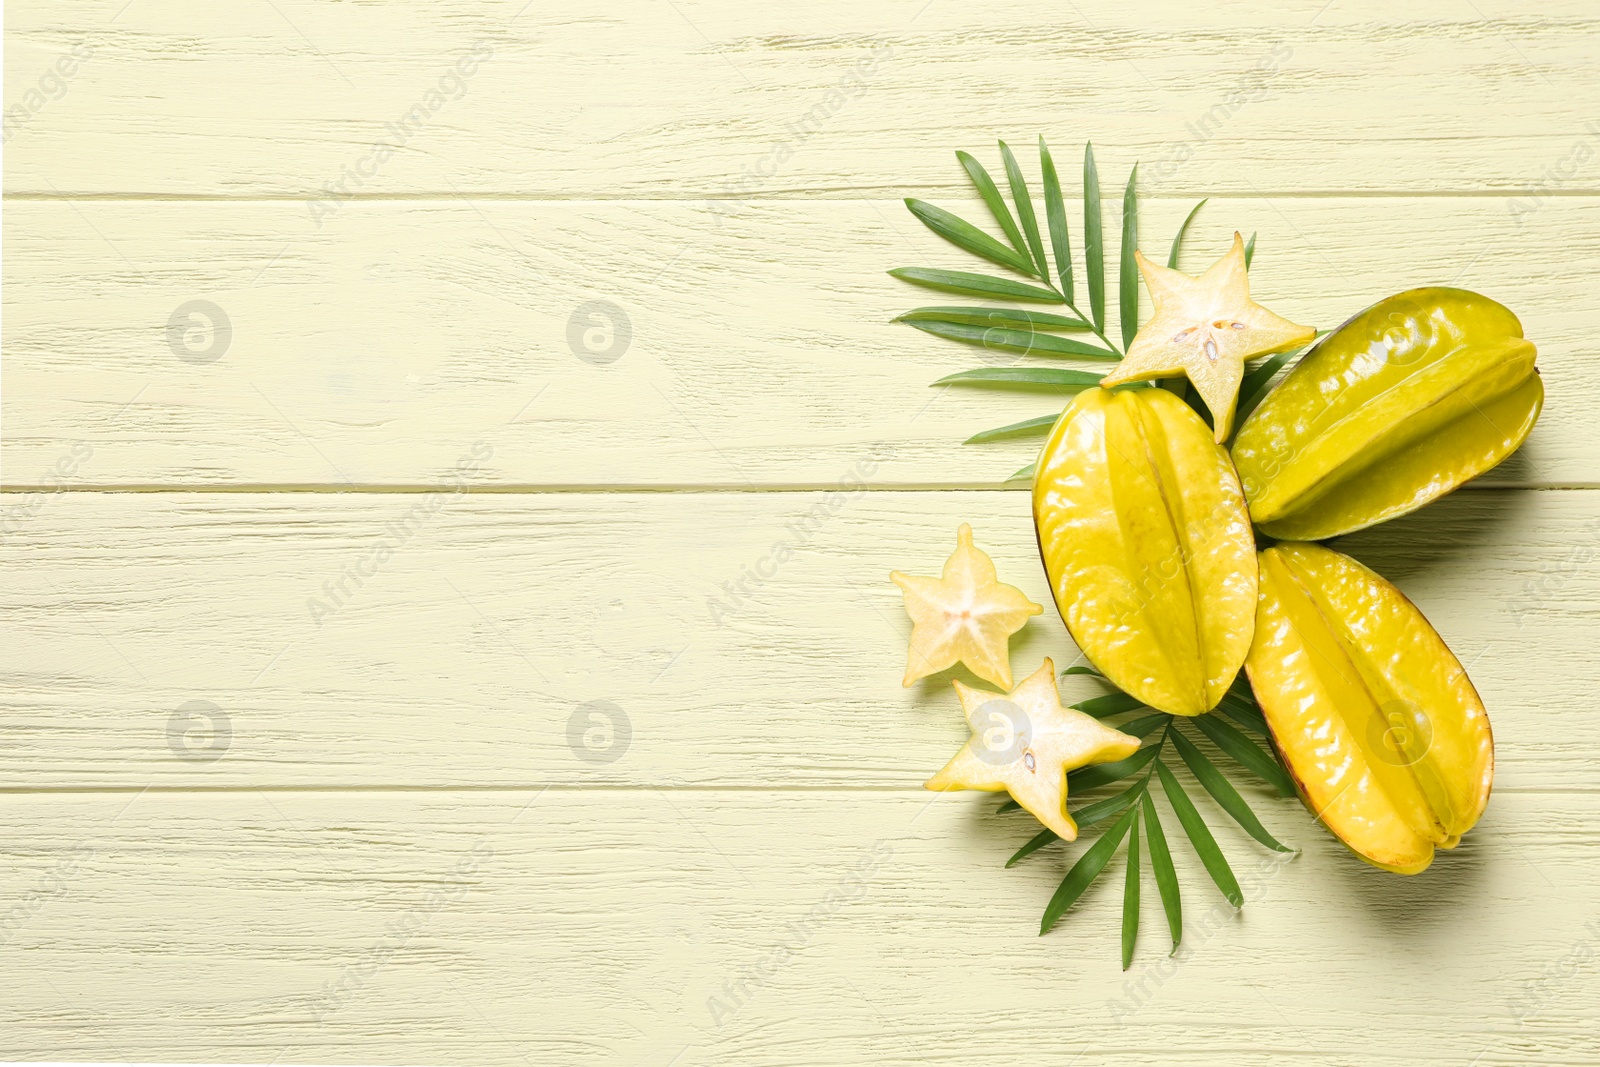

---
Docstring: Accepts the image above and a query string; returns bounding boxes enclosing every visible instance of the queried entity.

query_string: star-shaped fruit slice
[924,659,1141,841]
[892,523,1043,688]
[1099,232,1316,442]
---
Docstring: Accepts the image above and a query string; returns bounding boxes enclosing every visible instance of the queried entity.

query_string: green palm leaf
[1168,199,1208,269]
[1007,461,1037,482]
[1244,231,1258,268]
[1041,804,1138,934]
[906,320,1119,360]
[1072,692,1146,717]
[1084,143,1106,330]
[1067,743,1160,792]
[1122,812,1141,969]
[1191,713,1295,797]
[1039,137,1074,303]
[1119,164,1140,349]
[905,199,1037,276]
[1171,730,1293,853]
[965,414,1059,444]
[889,267,1063,303]
[933,367,1103,390]
[1141,791,1182,951]
[1000,141,1051,281]
[1156,760,1243,906]
[897,307,1091,331]
[957,150,1030,260]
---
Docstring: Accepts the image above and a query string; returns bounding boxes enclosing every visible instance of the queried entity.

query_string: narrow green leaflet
[1067,743,1160,792]
[1220,699,1271,738]
[1072,780,1146,828]
[1041,804,1138,934]
[934,367,1104,389]
[1007,461,1036,482]
[1168,199,1208,269]
[1118,713,1170,740]
[1171,730,1293,853]
[1000,141,1051,281]
[1039,137,1074,303]
[957,150,1030,261]
[1156,760,1243,907]
[1122,813,1141,970]
[1191,713,1295,797]
[997,798,1023,814]
[965,414,1059,444]
[1062,665,1104,678]
[906,320,1119,360]
[1243,231,1258,268]
[1006,781,1145,869]
[888,268,1064,303]
[897,307,1091,331]
[1006,826,1058,868]
[1083,143,1106,330]
[1072,692,1146,717]
[905,199,1037,276]
[1141,791,1182,951]
[1120,164,1140,350]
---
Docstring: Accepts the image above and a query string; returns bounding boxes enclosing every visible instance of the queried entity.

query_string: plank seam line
[2,483,1593,495]
[7,190,1600,203]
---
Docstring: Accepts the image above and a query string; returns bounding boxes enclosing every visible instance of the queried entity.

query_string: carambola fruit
[1246,542,1494,874]
[1033,386,1256,716]
[1232,287,1543,541]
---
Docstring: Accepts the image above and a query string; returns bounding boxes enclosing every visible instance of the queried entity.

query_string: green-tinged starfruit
[1246,542,1494,874]
[1232,287,1543,541]
[1033,386,1256,716]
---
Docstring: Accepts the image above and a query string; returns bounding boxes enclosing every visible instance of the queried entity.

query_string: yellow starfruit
[892,523,1043,688]
[1232,287,1543,541]
[1033,386,1257,715]
[925,659,1140,841]
[1246,542,1494,874]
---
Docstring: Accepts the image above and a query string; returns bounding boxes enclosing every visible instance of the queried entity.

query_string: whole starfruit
[1246,542,1494,874]
[1033,386,1256,716]
[1232,287,1543,541]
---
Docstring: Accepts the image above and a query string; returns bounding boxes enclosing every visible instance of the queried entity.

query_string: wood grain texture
[5,196,1597,488]
[1,789,1596,1066]
[3,488,1594,790]
[6,0,1600,197]
[7,0,1600,1062]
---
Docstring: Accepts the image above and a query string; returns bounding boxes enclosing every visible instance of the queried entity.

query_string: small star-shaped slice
[892,523,1043,688]
[1099,232,1316,442]
[924,659,1141,841]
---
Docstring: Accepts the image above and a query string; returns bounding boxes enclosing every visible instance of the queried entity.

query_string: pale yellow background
[4,1,1600,1064]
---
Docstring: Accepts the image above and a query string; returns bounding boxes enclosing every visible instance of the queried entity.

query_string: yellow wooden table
[5,2,1599,1063]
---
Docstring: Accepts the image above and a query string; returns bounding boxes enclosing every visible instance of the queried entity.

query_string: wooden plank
[6,1,1599,197]
[2,487,1593,789]
[1,787,1595,1065]
[4,196,1595,488]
